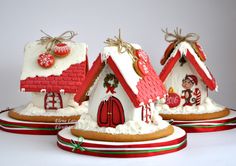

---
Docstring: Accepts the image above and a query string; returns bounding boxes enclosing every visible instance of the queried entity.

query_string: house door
[97,96,125,128]
[44,92,63,110]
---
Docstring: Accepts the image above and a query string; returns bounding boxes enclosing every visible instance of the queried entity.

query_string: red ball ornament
[137,60,149,76]
[37,53,55,68]
[135,49,149,62]
[54,43,70,57]
[165,88,181,108]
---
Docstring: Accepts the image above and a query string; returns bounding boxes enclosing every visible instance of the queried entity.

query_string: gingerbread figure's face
[182,78,194,89]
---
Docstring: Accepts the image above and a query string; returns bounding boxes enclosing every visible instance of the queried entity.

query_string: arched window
[44,92,63,110]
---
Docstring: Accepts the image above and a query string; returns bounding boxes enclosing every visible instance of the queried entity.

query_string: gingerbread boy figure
[181,74,201,106]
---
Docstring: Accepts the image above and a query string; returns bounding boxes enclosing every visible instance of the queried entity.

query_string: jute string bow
[162,28,199,45]
[104,29,136,57]
[39,30,78,52]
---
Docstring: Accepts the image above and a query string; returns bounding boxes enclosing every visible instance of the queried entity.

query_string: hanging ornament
[54,43,71,57]
[37,53,55,68]
[37,30,77,68]
[165,87,181,108]
[135,49,149,62]
[192,42,206,62]
[133,59,149,77]
[160,42,175,65]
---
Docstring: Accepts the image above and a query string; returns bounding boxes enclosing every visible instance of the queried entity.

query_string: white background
[0,0,236,110]
[0,0,236,165]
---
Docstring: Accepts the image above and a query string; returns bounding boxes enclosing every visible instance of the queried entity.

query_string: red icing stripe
[159,50,181,82]
[186,50,216,90]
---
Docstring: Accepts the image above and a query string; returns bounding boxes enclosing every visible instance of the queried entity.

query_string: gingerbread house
[159,41,217,108]
[74,45,166,127]
[20,41,88,111]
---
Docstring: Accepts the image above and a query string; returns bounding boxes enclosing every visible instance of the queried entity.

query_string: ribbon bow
[39,30,78,52]
[162,28,199,45]
[104,29,135,55]
[71,136,86,152]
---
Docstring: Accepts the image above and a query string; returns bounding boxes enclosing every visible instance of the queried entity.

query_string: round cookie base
[160,108,230,121]
[8,110,80,123]
[71,125,174,142]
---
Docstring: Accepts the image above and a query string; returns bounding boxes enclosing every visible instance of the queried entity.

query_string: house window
[141,105,152,123]
[44,92,63,110]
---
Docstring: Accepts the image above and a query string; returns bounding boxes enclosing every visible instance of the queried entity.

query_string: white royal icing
[74,112,170,135]
[21,41,87,80]
[169,41,213,80]
[101,44,142,94]
[156,97,225,114]
[18,101,88,116]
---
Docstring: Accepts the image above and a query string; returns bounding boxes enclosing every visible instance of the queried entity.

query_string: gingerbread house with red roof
[74,44,166,127]
[157,30,229,121]
[20,41,88,111]
[159,40,217,108]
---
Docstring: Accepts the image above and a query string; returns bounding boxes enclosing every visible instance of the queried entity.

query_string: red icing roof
[75,53,166,107]
[20,60,88,93]
[159,49,217,91]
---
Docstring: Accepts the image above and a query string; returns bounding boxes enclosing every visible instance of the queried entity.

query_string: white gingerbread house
[75,45,166,127]
[159,41,217,108]
[20,41,88,111]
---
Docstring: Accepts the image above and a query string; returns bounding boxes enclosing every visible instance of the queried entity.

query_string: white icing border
[169,41,213,80]
[156,97,225,114]
[21,41,87,80]
[74,113,170,135]
[101,44,142,94]
[17,101,88,116]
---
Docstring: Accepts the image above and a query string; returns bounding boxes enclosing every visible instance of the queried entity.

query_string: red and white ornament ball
[37,53,55,68]
[54,43,70,57]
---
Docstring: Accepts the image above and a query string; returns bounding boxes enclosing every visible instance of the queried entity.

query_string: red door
[44,92,63,110]
[97,96,125,128]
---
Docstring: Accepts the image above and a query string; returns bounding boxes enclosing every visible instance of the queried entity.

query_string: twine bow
[71,136,86,152]
[104,29,135,56]
[39,30,78,52]
[162,28,199,45]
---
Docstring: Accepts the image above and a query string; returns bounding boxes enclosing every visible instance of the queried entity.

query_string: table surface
[1,128,236,166]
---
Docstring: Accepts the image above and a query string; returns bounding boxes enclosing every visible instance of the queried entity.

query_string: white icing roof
[21,41,87,80]
[170,41,212,80]
[101,44,142,94]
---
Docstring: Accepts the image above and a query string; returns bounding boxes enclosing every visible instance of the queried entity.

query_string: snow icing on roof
[101,44,142,94]
[171,41,212,80]
[21,41,87,80]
